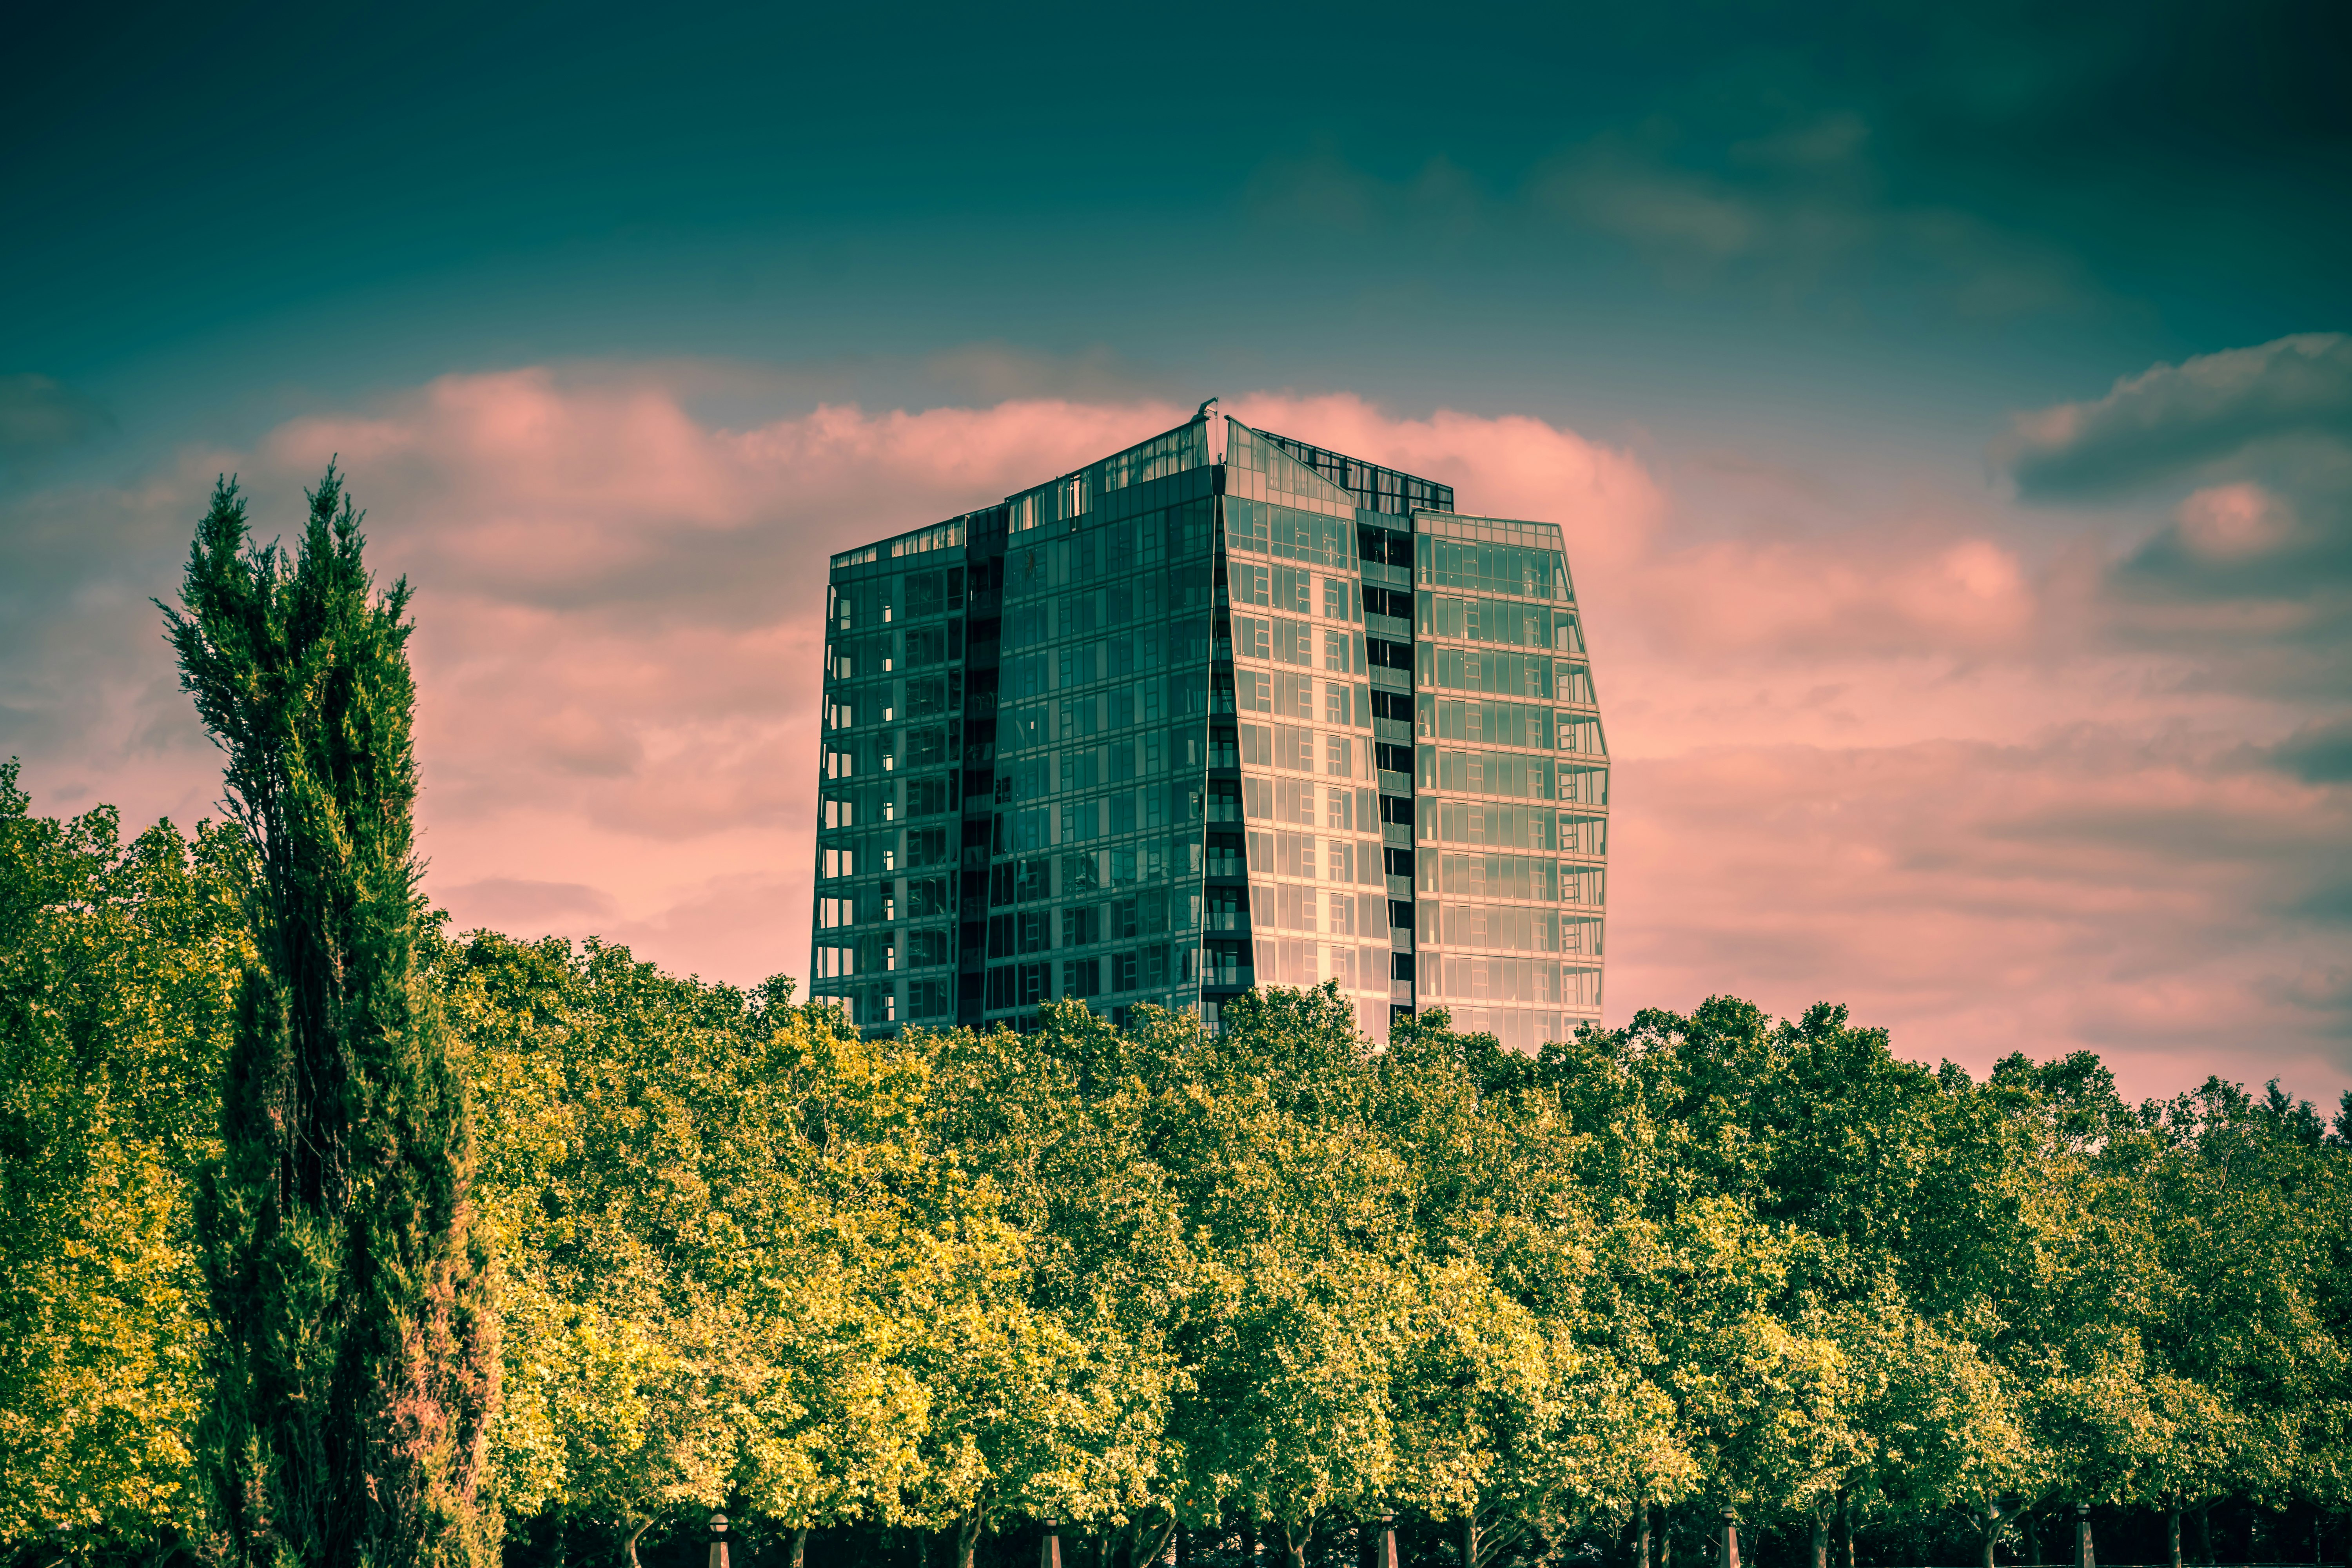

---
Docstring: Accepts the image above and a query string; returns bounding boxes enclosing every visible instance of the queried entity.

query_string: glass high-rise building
[810,403,1606,1050]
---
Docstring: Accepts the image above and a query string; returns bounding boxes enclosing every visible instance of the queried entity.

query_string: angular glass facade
[811,405,1606,1046]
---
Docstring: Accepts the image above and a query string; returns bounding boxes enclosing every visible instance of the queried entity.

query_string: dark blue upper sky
[7,0,2346,463]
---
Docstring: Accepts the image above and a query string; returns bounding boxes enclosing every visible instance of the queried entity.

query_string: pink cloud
[7,366,2345,1100]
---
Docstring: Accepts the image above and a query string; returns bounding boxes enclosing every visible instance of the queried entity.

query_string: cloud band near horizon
[4,345,2347,1102]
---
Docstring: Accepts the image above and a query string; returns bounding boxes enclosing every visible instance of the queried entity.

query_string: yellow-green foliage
[0,765,249,1542]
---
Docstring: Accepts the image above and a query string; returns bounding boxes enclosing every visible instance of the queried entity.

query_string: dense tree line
[7,773,2350,1568]
[7,472,2351,1568]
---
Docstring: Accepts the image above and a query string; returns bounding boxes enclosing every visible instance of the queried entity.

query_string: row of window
[993,728,1210,800]
[1416,953,1603,1007]
[818,827,955,879]
[1417,646,1572,701]
[811,928,953,976]
[1239,830,1389,887]
[1417,853,1606,906]
[1417,802,1608,854]
[1226,560,1362,621]
[1220,503,1365,563]
[1001,626,1196,696]
[1416,903,1604,956]
[1238,776,1384,834]
[821,725,956,779]
[985,841,1204,904]
[828,565,966,633]
[1414,538,1572,603]
[1416,593,1583,652]
[997,595,1204,658]
[1417,695,1604,753]
[1002,498,1217,591]
[824,621,964,681]
[819,775,958,830]
[1247,885,1400,938]
[823,671,963,731]
[1266,438,1451,516]
[985,944,1202,1009]
[1229,670,1371,728]
[994,783,1203,851]
[1417,747,1611,806]
[814,876,955,928]
[984,887,1202,954]
[994,675,1213,750]
[1228,613,1369,675]
[1249,938,1408,993]
[1236,723,1372,780]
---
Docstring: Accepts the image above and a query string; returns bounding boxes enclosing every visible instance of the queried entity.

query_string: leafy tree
[0,768,248,1547]
[162,471,499,1568]
[1160,986,1412,1568]
[919,1002,1189,1568]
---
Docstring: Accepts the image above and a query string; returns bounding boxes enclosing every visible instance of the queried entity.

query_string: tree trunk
[1637,1507,1652,1568]
[1138,1517,1176,1568]
[1811,1514,1828,1568]
[792,1529,810,1568]
[2168,1501,2182,1568]
[1984,1497,2001,1568]
[1463,1517,1481,1568]
[1838,1492,1854,1568]
[2075,1506,2094,1568]
[1274,1521,1309,1568]
[957,1515,982,1568]
[629,1517,660,1568]
[1659,1507,1671,1568]
[1243,1520,1258,1568]
[1721,1512,1740,1568]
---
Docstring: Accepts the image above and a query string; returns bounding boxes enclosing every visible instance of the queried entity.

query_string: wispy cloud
[2000,333,2352,699]
[0,373,110,460]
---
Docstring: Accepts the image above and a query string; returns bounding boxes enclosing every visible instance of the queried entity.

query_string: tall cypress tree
[163,468,498,1568]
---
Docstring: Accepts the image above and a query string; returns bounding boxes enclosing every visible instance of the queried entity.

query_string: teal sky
[6,0,2350,1096]
[9,0,2344,447]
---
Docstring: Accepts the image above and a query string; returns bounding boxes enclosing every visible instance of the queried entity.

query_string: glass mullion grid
[812,559,968,1031]
[1220,499,1390,1038]
[1409,531,1606,1046]
[984,512,1207,1030]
